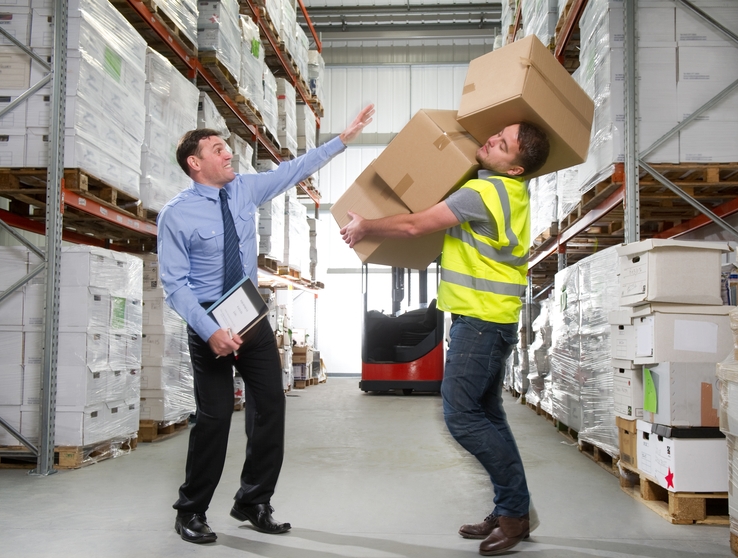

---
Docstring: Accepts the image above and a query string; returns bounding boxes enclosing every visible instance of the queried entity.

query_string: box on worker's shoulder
[331,162,445,270]
[456,34,594,178]
[372,109,480,213]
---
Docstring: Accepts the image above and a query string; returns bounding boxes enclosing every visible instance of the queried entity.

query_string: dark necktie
[219,188,243,294]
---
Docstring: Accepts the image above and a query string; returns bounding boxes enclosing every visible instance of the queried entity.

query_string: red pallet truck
[359,264,445,395]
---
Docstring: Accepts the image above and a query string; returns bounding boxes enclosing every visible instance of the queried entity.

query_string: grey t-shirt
[444,171,501,239]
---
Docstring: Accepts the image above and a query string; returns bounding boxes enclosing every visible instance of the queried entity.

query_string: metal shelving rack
[0,0,327,473]
[528,0,738,297]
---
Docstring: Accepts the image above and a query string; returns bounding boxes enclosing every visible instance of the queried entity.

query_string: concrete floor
[1,377,732,557]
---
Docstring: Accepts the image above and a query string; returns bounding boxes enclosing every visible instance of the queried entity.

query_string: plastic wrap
[276,78,297,158]
[284,195,309,272]
[197,91,230,138]
[264,0,282,38]
[279,0,296,61]
[154,0,198,46]
[307,50,324,104]
[293,24,309,87]
[526,296,553,408]
[238,15,265,107]
[197,0,241,80]
[227,133,255,174]
[727,434,738,537]
[522,0,558,48]
[551,246,620,454]
[529,172,557,242]
[499,0,517,46]
[262,67,279,143]
[296,104,316,153]
[141,48,200,212]
[258,191,285,261]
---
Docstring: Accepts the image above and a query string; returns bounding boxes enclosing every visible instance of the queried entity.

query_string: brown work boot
[459,513,498,539]
[479,514,529,556]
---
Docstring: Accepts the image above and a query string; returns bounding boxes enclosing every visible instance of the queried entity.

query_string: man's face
[188,136,235,187]
[475,124,524,176]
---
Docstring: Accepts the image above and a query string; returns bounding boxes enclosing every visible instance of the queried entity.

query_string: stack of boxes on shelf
[197,90,230,137]
[0,246,143,448]
[1,0,148,199]
[276,78,297,158]
[197,0,241,82]
[525,0,738,240]
[237,14,265,114]
[522,0,559,49]
[148,0,198,49]
[272,293,293,390]
[550,247,621,455]
[611,239,732,493]
[296,104,316,154]
[525,298,554,413]
[283,189,310,278]
[141,47,200,214]
[261,66,280,143]
[140,254,196,425]
[257,188,285,264]
[227,133,256,174]
[717,308,738,547]
[307,50,324,107]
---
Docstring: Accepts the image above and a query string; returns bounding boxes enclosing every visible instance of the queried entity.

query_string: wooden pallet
[555,419,579,443]
[578,439,619,478]
[0,435,137,470]
[280,148,296,161]
[619,462,729,525]
[200,53,240,97]
[234,94,265,128]
[293,377,319,389]
[278,265,301,279]
[138,418,189,443]
[258,254,280,273]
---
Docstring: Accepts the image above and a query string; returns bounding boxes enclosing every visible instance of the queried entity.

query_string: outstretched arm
[339,104,375,144]
[340,201,460,248]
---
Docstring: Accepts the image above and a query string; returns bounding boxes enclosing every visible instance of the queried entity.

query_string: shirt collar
[478,169,525,183]
[191,180,227,201]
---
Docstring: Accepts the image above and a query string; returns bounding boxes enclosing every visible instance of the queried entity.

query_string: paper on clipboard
[206,277,268,336]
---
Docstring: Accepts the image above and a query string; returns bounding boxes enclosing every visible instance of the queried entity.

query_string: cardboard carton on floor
[457,34,594,178]
[331,162,445,270]
[372,109,480,213]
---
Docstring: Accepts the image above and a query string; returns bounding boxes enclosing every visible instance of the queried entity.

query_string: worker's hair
[514,122,550,176]
[176,128,222,177]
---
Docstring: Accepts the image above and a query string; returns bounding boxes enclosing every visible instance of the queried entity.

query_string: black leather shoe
[174,513,217,544]
[230,502,291,534]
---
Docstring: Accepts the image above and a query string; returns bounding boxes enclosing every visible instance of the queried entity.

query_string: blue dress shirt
[157,136,346,341]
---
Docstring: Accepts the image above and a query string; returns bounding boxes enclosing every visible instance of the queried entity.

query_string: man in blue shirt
[158,104,374,544]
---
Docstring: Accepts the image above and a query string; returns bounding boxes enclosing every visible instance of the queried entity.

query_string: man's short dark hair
[176,128,222,176]
[515,122,550,176]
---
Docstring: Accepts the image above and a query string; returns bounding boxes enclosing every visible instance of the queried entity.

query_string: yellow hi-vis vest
[437,175,530,324]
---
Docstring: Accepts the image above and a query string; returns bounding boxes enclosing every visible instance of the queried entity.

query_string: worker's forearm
[364,214,420,238]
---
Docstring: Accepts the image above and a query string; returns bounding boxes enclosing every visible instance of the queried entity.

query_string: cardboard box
[292,345,313,364]
[456,35,594,178]
[651,424,727,492]
[331,162,446,270]
[616,416,638,468]
[632,303,732,365]
[614,364,643,420]
[372,109,480,213]
[637,419,655,477]
[609,308,636,361]
[54,403,107,446]
[643,361,719,427]
[617,239,729,307]
[56,365,107,407]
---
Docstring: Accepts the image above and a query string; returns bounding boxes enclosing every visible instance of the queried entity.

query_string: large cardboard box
[632,303,732,365]
[651,424,727,492]
[617,239,730,307]
[372,109,480,213]
[643,361,719,427]
[331,162,445,270]
[616,416,638,468]
[456,35,594,178]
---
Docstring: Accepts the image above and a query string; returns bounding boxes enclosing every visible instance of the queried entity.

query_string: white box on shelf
[54,403,107,446]
[643,361,719,427]
[59,286,111,329]
[0,132,25,167]
[56,365,107,407]
[637,419,656,477]
[651,424,727,492]
[632,303,732,365]
[614,363,643,420]
[617,239,730,307]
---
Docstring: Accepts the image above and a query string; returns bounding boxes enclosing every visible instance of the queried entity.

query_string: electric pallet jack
[359,264,445,395]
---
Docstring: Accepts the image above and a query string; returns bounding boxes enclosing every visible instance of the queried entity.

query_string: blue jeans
[441,316,529,518]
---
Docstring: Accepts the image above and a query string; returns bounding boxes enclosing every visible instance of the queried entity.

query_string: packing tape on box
[519,56,591,129]
[433,134,451,151]
[395,174,414,196]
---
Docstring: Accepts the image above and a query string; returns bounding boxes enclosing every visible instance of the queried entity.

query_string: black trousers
[173,317,286,514]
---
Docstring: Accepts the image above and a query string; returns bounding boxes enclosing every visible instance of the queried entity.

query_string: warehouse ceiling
[299,0,503,41]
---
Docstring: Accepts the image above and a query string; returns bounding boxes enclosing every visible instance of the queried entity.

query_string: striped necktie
[219,187,243,294]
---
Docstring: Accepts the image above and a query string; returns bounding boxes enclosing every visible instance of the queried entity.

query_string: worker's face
[476,124,525,177]
[188,136,235,187]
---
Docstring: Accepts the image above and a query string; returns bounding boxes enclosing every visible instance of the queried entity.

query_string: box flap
[616,239,732,258]
[608,309,634,325]
[631,303,731,317]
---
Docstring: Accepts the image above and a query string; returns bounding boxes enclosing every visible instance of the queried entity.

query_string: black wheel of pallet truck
[402,388,413,396]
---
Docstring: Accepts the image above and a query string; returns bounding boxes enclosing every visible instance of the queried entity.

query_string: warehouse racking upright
[0,0,327,475]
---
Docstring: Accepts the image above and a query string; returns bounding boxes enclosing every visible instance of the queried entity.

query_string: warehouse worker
[340,122,549,556]
[158,104,374,545]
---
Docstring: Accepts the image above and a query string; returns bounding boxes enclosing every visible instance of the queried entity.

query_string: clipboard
[205,276,269,337]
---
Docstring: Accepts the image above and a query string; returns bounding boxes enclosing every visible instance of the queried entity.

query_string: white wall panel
[320,145,385,204]
[322,66,411,135]
[410,64,468,114]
